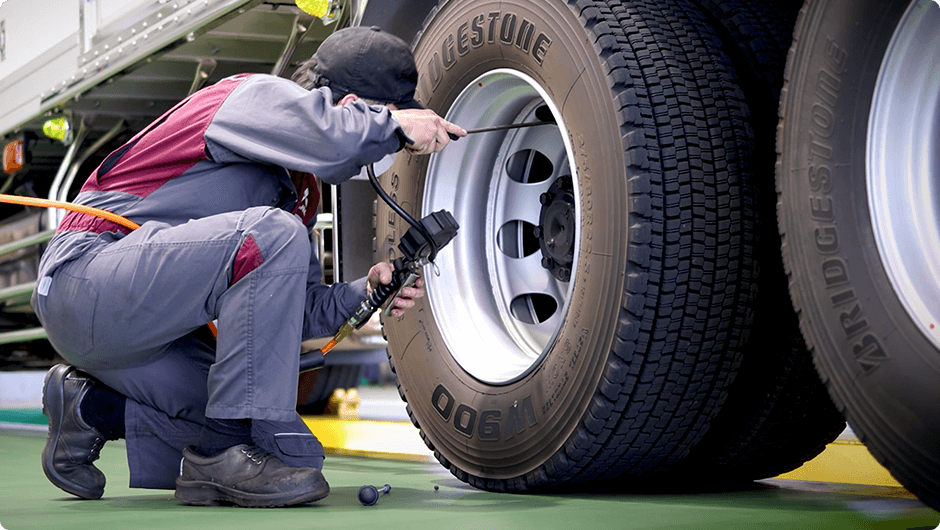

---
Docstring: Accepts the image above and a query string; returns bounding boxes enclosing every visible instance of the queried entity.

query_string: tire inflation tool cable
[298,163,459,372]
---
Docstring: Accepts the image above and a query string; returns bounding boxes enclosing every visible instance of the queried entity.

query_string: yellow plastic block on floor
[777,439,902,487]
[302,416,434,462]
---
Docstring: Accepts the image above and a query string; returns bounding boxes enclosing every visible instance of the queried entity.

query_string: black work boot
[175,444,330,507]
[41,364,107,500]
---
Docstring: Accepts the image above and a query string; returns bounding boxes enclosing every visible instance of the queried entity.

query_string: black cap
[312,26,422,109]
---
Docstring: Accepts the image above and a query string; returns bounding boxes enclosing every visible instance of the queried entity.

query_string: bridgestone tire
[777,0,940,510]
[696,0,804,103]
[669,0,845,482]
[376,0,759,490]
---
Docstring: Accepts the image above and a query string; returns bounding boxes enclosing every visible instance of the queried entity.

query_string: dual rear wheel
[375,0,845,492]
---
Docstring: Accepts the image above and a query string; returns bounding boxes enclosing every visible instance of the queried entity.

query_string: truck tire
[674,304,846,482]
[696,0,804,103]
[376,0,759,490]
[777,0,940,510]
[669,0,846,483]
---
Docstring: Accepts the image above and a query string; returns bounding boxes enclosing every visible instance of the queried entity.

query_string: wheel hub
[537,176,576,282]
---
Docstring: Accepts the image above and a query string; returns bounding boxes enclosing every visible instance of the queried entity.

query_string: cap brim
[394,98,425,110]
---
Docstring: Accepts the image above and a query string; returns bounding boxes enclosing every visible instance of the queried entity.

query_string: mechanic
[31,26,465,508]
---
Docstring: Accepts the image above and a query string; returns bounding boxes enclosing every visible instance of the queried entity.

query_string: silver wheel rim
[868,1,940,349]
[422,69,578,385]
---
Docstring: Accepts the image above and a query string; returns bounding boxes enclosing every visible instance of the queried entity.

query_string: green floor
[0,431,937,530]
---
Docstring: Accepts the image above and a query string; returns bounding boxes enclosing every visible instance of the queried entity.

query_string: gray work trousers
[32,207,325,489]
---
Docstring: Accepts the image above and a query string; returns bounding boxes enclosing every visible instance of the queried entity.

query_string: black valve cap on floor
[358,484,391,506]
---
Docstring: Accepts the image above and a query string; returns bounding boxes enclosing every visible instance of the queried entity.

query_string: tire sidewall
[378,0,628,479]
[778,0,939,470]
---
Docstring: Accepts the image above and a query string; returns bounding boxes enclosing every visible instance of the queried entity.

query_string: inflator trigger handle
[383,262,421,317]
[299,261,410,373]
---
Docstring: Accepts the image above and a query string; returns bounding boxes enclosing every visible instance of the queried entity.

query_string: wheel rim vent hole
[506,149,553,183]
[510,293,558,324]
[497,220,541,258]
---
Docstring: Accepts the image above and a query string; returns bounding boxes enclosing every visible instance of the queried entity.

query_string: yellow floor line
[303,416,903,488]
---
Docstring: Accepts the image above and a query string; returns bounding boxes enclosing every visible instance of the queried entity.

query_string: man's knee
[244,208,307,242]
[234,208,310,278]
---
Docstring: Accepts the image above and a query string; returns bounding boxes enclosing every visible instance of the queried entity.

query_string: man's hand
[367,262,426,317]
[391,109,467,155]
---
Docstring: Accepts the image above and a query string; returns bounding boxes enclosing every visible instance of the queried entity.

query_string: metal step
[0,327,47,345]
[0,281,35,304]
[0,230,53,259]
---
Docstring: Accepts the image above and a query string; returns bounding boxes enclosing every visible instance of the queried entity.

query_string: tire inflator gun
[297,163,458,372]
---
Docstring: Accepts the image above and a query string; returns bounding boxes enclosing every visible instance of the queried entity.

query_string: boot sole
[41,364,104,500]
[175,478,330,508]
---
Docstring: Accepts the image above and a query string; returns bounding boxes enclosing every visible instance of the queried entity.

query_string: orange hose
[0,194,287,346]
[0,193,140,231]
[0,194,222,334]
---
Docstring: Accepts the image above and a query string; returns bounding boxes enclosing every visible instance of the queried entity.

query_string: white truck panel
[0,0,254,137]
[96,0,157,33]
[0,0,78,78]
[0,0,80,134]
[0,41,79,135]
